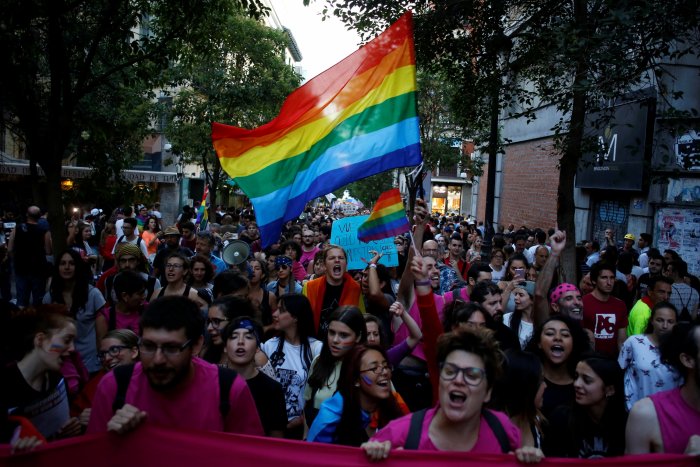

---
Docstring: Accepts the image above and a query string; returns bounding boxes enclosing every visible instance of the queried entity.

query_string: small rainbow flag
[212,12,421,248]
[357,188,410,243]
[195,185,209,231]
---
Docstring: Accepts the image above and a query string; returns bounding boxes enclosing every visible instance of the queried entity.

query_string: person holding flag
[195,186,210,232]
[357,188,412,337]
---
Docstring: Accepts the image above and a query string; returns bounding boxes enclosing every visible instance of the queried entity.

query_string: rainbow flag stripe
[212,12,421,248]
[358,188,410,242]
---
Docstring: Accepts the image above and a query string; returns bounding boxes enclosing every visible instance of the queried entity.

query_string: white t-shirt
[262,337,322,421]
[490,265,505,281]
[503,312,534,350]
[115,218,125,239]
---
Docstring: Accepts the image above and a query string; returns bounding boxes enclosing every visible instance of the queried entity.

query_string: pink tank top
[650,387,700,453]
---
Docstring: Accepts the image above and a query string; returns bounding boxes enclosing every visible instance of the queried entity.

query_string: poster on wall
[666,178,700,203]
[654,207,700,275]
[675,130,700,171]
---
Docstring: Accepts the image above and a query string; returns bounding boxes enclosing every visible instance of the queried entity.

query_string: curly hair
[436,328,505,389]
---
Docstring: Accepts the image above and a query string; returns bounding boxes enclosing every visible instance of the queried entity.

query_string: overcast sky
[269,0,361,80]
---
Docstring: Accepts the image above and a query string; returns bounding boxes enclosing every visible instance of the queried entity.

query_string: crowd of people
[1,199,698,460]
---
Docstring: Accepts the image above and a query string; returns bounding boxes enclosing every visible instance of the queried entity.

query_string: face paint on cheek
[361,375,373,385]
[49,343,67,353]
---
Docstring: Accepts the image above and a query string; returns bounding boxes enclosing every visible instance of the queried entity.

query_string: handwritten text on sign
[331,215,399,270]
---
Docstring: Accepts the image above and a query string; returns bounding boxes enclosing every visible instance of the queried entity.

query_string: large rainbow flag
[357,188,410,242]
[211,12,422,248]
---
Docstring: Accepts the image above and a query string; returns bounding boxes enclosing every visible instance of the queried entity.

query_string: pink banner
[0,424,696,467]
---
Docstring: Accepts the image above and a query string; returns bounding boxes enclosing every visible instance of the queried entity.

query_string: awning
[0,162,178,184]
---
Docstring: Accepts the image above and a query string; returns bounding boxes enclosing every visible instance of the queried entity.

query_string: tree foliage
[313,0,700,279]
[0,0,267,252]
[162,10,301,222]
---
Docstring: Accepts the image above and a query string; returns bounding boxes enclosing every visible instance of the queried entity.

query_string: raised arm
[365,250,390,308]
[390,301,422,348]
[396,199,428,308]
[411,253,441,405]
[534,228,565,330]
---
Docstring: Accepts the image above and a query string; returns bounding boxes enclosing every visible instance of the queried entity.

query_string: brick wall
[498,138,559,230]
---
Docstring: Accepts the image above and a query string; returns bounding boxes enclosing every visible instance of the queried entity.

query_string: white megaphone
[221,240,251,266]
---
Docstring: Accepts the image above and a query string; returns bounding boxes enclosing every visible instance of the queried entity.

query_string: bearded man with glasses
[87,295,263,436]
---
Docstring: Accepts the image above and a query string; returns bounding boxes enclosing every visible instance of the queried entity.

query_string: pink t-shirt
[87,358,264,436]
[394,289,469,361]
[98,305,141,334]
[300,246,319,270]
[371,406,520,452]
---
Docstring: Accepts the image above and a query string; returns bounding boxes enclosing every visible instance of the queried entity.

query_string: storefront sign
[576,98,654,191]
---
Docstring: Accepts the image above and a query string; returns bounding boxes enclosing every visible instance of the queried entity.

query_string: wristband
[414,280,431,286]
[368,263,377,269]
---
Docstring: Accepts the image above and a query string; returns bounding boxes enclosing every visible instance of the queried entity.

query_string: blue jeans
[15,273,47,307]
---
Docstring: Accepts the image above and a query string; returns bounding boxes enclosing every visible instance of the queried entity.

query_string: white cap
[90,208,102,216]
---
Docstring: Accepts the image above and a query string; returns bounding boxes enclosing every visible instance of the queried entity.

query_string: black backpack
[404,408,511,453]
[111,364,237,418]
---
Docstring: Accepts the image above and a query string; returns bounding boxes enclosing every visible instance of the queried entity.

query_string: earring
[354,383,360,388]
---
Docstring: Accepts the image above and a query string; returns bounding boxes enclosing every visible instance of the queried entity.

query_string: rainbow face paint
[49,343,68,353]
[361,375,373,385]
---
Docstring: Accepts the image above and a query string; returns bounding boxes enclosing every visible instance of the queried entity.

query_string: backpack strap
[146,276,157,297]
[217,366,237,419]
[105,275,115,304]
[481,408,511,454]
[111,364,135,412]
[108,304,117,331]
[404,408,428,450]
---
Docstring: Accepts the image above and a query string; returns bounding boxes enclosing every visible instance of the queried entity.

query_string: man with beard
[627,276,673,336]
[470,281,520,352]
[299,228,319,273]
[87,296,264,435]
[626,322,700,455]
[97,243,160,306]
[423,239,459,294]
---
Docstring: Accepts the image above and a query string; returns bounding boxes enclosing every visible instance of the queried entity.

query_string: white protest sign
[331,215,399,270]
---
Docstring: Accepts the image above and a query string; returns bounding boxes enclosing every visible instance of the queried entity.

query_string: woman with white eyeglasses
[361,329,544,463]
[149,252,206,308]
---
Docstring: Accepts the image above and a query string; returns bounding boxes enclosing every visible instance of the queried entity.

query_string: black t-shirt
[318,282,344,336]
[12,223,49,275]
[246,371,287,436]
[494,322,521,352]
[543,404,627,458]
[1,363,68,439]
[541,377,575,421]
